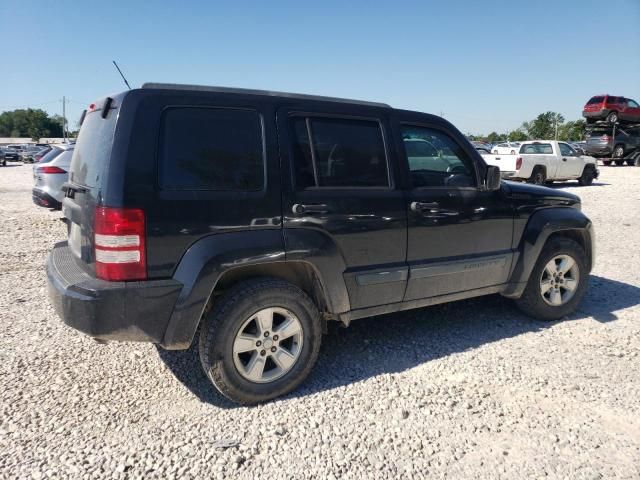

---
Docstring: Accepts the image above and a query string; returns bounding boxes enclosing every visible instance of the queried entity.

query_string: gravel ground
[1,162,639,479]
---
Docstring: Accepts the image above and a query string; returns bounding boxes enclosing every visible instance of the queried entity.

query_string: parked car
[491,142,521,155]
[582,95,640,124]
[482,140,599,185]
[47,84,594,404]
[21,146,50,163]
[585,128,640,165]
[32,144,74,208]
[0,148,6,166]
[3,145,23,162]
[571,142,587,155]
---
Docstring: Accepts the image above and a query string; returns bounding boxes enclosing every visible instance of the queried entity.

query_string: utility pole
[62,96,67,143]
[554,116,558,140]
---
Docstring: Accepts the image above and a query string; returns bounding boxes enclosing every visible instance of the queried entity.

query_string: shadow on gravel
[157,274,638,407]
[546,181,610,188]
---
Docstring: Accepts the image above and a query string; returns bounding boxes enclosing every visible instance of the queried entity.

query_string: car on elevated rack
[47,83,595,404]
[582,95,640,124]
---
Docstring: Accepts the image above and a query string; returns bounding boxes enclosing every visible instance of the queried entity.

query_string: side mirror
[485,165,501,191]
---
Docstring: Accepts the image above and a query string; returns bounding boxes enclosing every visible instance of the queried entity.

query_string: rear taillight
[602,135,610,142]
[94,207,146,281]
[37,166,66,174]
[516,157,523,170]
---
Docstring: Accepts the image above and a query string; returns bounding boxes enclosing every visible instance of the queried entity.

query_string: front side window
[401,125,475,188]
[289,116,389,188]
[628,100,639,108]
[159,107,264,191]
[558,143,576,156]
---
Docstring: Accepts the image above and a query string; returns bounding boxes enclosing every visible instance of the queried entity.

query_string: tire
[514,237,588,321]
[199,277,322,404]
[606,111,619,124]
[626,158,636,166]
[602,160,612,166]
[578,166,595,186]
[613,144,625,158]
[614,159,625,166]
[528,167,546,185]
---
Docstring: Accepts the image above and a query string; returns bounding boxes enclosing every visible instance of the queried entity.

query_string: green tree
[487,131,507,143]
[0,109,63,140]
[557,120,586,141]
[508,129,528,141]
[521,112,565,140]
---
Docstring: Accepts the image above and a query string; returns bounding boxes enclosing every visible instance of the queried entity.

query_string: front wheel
[514,237,588,321]
[199,277,322,404]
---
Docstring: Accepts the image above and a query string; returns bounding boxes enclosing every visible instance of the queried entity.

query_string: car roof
[142,82,392,109]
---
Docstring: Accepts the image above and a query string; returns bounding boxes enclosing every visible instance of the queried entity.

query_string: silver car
[32,144,74,209]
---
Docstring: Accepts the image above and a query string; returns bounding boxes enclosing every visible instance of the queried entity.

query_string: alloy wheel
[539,254,580,306]
[232,307,304,383]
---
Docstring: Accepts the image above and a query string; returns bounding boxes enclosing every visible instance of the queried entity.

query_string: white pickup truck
[479,140,599,186]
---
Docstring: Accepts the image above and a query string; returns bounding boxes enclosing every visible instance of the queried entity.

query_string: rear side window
[160,107,264,191]
[607,96,621,104]
[289,116,389,189]
[587,96,604,105]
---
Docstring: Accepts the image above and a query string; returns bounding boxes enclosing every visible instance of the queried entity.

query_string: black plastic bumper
[47,241,183,343]
[32,188,62,209]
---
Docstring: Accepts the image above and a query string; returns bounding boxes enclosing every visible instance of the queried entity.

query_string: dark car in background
[585,128,640,165]
[3,145,23,161]
[582,95,640,124]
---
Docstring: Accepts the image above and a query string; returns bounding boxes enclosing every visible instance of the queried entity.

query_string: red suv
[582,95,640,124]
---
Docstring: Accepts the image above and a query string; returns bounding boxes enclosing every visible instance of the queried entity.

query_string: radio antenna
[112,60,132,90]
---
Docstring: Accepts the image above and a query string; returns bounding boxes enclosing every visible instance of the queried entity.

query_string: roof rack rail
[141,83,392,108]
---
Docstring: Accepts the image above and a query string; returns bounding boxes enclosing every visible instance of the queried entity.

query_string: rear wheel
[614,159,625,166]
[199,277,322,404]
[602,160,612,166]
[626,158,636,166]
[528,167,546,185]
[606,111,619,124]
[514,237,588,321]
[578,166,595,186]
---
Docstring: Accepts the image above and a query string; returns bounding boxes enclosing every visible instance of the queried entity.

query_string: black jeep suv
[47,84,595,404]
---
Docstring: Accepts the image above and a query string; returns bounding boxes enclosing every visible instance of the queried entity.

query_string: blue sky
[1,0,639,135]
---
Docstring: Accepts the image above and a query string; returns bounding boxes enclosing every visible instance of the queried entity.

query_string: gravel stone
[1,163,639,479]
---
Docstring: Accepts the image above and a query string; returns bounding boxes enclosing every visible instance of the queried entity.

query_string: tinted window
[160,107,264,191]
[70,109,118,188]
[290,116,389,188]
[558,143,576,156]
[607,96,621,104]
[401,125,475,188]
[628,100,639,108]
[587,96,604,105]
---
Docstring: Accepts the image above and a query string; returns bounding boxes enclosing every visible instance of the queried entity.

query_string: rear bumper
[582,110,608,119]
[32,188,62,209]
[47,242,183,344]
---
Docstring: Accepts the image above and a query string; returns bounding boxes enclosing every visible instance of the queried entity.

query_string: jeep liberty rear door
[277,105,407,311]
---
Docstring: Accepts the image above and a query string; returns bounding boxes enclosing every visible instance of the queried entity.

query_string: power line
[0,100,60,110]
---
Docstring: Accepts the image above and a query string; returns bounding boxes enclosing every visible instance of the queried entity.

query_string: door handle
[410,201,439,212]
[292,203,329,215]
